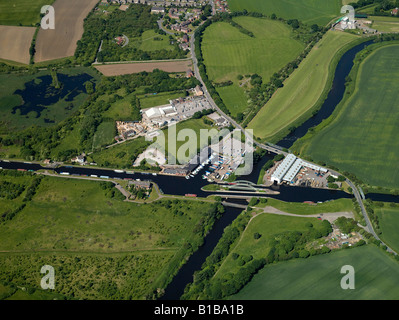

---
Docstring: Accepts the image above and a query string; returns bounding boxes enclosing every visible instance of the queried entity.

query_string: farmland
[34,0,99,62]
[0,173,222,299]
[201,16,304,117]
[95,60,193,76]
[293,44,399,189]
[376,204,399,254]
[227,0,342,26]
[0,26,36,64]
[0,0,54,26]
[247,30,360,142]
[371,16,399,33]
[231,245,399,300]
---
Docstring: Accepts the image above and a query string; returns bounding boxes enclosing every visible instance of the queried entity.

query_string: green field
[294,44,399,189]
[138,91,185,109]
[227,0,342,26]
[255,198,355,215]
[201,16,304,116]
[136,29,176,52]
[92,121,116,150]
[213,213,326,277]
[371,16,399,33]
[0,0,55,26]
[248,30,359,142]
[376,205,399,254]
[0,173,220,299]
[232,245,399,299]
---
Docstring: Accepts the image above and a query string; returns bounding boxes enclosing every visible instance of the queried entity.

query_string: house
[186,68,194,78]
[194,85,203,96]
[128,180,151,190]
[151,6,165,14]
[392,8,399,16]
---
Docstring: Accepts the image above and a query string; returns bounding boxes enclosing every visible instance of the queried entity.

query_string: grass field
[0,174,219,299]
[135,29,175,52]
[201,16,304,116]
[0,0,54,26]
[231,245,399,299]
[227,0,342,26]
[92,121,116,150]
[255,198,355,215]
[371,16,399,33]
[294,44,399,189]
[138,91,185,109]
[213,213,325,278]
[376,205,399,254]
[247,30,359,142]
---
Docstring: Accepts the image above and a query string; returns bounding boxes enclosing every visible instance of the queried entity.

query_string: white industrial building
[271,154,328,184]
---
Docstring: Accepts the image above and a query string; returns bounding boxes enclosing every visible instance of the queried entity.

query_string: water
[0,38,393,301]
[276,40,375,149]
[11,73,93,119]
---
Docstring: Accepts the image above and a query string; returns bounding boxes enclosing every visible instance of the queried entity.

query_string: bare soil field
[0,26,36,64]
[34,0,99,63]
[95,60,193,76]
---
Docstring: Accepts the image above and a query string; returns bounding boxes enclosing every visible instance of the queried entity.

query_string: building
[271,154,297,184]
[151,6,165,14]
[392,8,399,16]
[128,180,151,190]
[271,154,328,184]
[194,85,203,96]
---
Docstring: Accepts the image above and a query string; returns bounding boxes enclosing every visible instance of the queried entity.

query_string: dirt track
[95,60,193,76]
[0,26,36,64]
[34,0,99,62]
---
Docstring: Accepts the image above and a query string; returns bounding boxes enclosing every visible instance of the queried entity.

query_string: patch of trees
[335,217,361,234]
[0,181,25,200]
[75,4,186,64]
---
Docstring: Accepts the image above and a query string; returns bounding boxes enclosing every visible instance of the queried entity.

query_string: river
[1,38,398,301]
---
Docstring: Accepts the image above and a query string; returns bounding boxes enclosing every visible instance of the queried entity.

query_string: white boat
[152,173,157,176]
[114,170,124,173]
[185,176,190,179]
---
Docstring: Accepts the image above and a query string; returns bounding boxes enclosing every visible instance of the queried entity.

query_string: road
[189,29,287,156]
[346,179,397,255]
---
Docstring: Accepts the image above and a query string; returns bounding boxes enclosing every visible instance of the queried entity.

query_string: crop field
[376,205,399,254]
[95,60,193,76]
[231,245,399,299]
[0,0,54,26]
[247,30,359,142]
[227,0,342,26]
[0,25,36,64]
[34,0,99,62]
[371,16,399,33]
[296,44,399,189]
[201,16,304,116]
[0,174,219,299]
